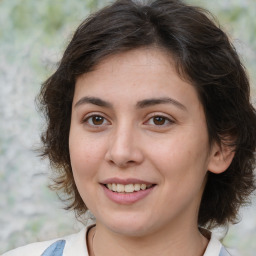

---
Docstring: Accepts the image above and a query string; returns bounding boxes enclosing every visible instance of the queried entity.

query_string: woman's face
[69,48,215,237]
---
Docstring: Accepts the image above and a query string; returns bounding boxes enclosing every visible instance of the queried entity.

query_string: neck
[88,221,208,256]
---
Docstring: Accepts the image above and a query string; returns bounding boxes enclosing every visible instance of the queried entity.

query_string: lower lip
[102,185,155,205]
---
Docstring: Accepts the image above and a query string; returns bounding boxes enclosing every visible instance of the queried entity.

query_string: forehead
[73,47,201,110]
[92,47,174,71]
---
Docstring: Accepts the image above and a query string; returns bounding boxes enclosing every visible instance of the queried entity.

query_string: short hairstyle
[38,0,256,229]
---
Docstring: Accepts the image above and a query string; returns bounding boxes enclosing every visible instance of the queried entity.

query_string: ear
[207,141,235,174]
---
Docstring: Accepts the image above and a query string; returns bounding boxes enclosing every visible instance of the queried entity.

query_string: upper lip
[101,177,155,185]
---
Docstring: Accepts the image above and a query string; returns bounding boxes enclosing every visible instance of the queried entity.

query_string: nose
[105,125,144,168]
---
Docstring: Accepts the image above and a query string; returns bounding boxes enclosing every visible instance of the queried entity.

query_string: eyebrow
[74,96,113,108]
[136,97,187,111]
[74,96,186,111]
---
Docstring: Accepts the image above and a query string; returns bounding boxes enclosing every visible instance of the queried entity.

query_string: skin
[69,47,233,256]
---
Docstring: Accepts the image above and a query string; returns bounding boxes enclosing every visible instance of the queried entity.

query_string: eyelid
[82,112,111,127]
[144,112,175,126]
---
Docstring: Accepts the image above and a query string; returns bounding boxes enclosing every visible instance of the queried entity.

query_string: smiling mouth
[104,183,155,193]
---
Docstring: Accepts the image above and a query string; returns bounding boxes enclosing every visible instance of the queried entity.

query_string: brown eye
[153,116,166,125]
[85,115,108,126]
[145,115,174,127]
[92,116,104,125]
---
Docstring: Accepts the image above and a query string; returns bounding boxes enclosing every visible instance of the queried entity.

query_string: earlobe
[207,142,235,174]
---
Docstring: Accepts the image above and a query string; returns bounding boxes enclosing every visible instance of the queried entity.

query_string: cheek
[69,132,105,180]
[69,134,106,207]
[150,137,209,211]
[148,130,210,182]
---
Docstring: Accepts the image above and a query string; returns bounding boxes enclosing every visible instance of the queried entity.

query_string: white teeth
[134,184,141,191]
[124,184,134,193]
[112,183,117,192]
[141,184,146,190]
[116,184,125,193]
[106,183,152,193]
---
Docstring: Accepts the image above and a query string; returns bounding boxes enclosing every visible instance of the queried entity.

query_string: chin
[98,213,156,237]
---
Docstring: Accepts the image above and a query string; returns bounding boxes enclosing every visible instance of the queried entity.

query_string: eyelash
[82,114,110,127]
[144,114,174,127]
[82,113,174,128]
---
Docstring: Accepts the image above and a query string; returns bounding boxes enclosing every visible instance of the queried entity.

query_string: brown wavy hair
[38,0,256,229]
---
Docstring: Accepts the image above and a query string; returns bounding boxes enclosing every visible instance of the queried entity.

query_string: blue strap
[41,240,66,256]
[219,246,231,256]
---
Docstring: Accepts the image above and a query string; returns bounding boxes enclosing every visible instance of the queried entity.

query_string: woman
[4,0,256,255]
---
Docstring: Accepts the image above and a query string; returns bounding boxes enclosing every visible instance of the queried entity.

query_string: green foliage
[86,0,100,10]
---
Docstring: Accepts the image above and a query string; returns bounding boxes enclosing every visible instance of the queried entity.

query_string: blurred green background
[0,0,255,255]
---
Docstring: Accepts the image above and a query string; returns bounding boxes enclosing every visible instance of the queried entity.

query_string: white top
[2,226,231,256]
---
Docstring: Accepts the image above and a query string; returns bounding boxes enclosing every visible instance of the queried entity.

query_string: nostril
[127,160,136,164]
[105,141,144,167]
